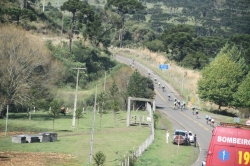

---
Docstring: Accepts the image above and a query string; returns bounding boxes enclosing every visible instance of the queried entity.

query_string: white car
[188,131,194,143]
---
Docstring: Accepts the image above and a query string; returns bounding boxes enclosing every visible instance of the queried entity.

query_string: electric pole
[89,85,98,164]
[72,68,86,129]
[43,0,45,12]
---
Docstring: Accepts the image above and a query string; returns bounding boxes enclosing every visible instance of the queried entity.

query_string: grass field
[0,109,199,166]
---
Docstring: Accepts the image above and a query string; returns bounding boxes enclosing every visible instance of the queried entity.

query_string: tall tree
[107,0,145,47]
[127,69,147,98]
[0,25,63,116]
[61,0,84,52]
[234,72,250,109]
[198,54,243,110]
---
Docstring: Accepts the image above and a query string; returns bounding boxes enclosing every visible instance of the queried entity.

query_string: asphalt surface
[115,54,215,166]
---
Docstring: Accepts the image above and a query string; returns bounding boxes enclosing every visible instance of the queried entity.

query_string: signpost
[159,64,169,70]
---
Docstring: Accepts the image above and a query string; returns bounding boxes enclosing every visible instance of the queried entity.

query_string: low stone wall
[12,132,57,143]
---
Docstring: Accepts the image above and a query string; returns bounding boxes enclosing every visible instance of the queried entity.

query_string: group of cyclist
[129,58,135,68]
[154,78,166,92]
[205,115,215,127]
[174,98,186,111]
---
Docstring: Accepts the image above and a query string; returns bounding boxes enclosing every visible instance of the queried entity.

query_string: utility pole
[43,0,45,12]
[89,85,98,164]
[5,105,9,136]
[72,68,86,129]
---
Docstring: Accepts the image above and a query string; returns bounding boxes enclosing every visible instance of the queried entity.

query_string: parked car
[188,131,194,143]
[172,130,194,144]
[172,129,187,144]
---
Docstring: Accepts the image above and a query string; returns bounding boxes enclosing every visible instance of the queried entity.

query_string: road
[115,54,214,166]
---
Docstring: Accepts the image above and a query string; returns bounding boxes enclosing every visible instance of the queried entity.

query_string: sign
[234,117,240,123]
[159,64,169,70]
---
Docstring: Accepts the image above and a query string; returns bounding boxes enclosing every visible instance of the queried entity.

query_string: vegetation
[93,151,106,166]
[198,54,243,110]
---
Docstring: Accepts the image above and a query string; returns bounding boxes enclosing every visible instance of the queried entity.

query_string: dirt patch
[0,151,75,166]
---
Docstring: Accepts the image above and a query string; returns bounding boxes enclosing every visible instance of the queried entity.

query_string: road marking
[155,89,209,131]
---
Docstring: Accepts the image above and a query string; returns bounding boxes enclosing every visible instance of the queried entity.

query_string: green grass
[0,109,200,165]
[0,110,150,165]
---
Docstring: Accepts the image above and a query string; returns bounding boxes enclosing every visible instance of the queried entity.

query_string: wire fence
[119,102,155,166]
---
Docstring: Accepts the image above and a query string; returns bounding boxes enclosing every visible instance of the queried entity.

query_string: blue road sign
[159,64,169,70]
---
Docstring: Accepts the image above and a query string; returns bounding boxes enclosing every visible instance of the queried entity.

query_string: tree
[107,0,145,47]
[98,91,106,128]
[76,108,84,128]
[109,80,119,122]
[93,151,106,166]
[0,25,63,116]
[61,0,84,52]
[127,69,147,98]
[48,100,61,132]
[234,72,250,108]
[217,43,249,76]
[198,54,243,110]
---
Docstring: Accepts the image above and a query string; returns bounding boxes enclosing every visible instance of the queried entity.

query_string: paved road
[115,54,214,166]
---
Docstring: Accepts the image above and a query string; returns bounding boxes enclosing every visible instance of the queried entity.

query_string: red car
[204,122,250,166]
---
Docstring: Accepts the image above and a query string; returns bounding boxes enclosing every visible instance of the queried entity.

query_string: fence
[119,103,155,166]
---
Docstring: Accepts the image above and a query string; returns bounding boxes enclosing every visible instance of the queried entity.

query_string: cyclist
[192,106,195,114]
[177,100,181,108]
[154,77,157,84]
[162,84,165,92]
[208,116,212,125]
[174,101,177,110]
[196,109,199,118]
[158,82,161,88]
[148,71,151,77]
[182,101,186,109]
[167,93,171,101]
[205,115,209,124]
[211,118,215,127]
[174,98,177,102]
[180,102,184,111]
